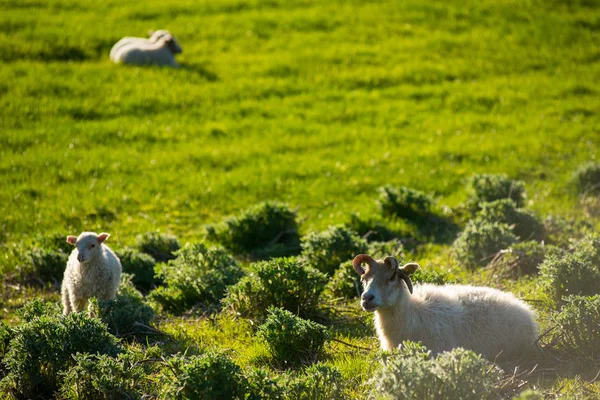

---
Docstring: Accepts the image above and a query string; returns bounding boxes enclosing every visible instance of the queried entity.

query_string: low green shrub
[1,311,121,398]
[512,390,544,400]
[92,275,156,341]
[476,199,543,241]
[283,363,346,400]
[542,215,593,248]
[34,232,74,254]
[552,295,600,362]
[244,367,287,400]
[205,201,300,259]
[367,239,404,259]
[468,174,526,208]
[347,213,398,242]
[59,353,148,400]
[136,232,180,262]
[573,162,600,194]
[539,250,600,303]
[257,307,329,368]
[15,298,61,321]
[20,247,68,284]
[301,226,368,276]
[149,243,243,314]
[491,241,550,277]
[223,257,327,320]
[453,220,517,269]
[411,267,453,285]
[115,247,158,292]
[160,352,249,400]
[371,342,504,400]
[325,261,362,299]
[377,185,434,220]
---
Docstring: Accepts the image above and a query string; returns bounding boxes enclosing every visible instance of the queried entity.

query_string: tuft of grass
[476,199,544,241]
[377,185,434,220]
[115,247,158,293]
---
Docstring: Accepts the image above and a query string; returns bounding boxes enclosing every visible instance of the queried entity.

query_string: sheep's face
[67,232,110,264]
[353,254,419,312]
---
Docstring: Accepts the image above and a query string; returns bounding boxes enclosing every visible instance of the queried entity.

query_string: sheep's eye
[90,244,95,248]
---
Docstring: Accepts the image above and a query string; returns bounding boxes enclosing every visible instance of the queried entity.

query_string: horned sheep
[61,232,122,315]
[353,254,538,360]
[112,34,182,67]
[109,29,171,62]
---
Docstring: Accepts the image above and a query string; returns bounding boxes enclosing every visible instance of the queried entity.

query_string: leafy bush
[371,342,504,400]
[149,243,243,314]
[377,185,434,219]
[205,202,300,259]
[257,307,329,368]
[160,352,249,400]
[0,322,12,367]
[1,312,121,398]
[92,275,156,341]
[59,353,148,400]
[115,247,157,292]
[136,232,180,262]
[19,247,68,284]
[476,199,543,241]
[539,251,600,303]
[283,363,346,400]
[34,232,74,254]
[301,226,368,276]
[573,162,600,194]
[223,257,328,320]
[367,239,404,259]
[512,390,544,400]
[468,174,526,208]
[542,215,593,248]
[552,295,600,362]
[411,267,453,285]
[15,298,61,322]
[347,213,398,242]
[453,220,517,269]
[491,241,550,277]
[325,261,362,299]
[244,367,288,400]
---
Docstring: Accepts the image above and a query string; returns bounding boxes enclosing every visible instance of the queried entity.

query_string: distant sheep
[112,33,182,67]
[109,29,171,62]
[353,254,539,360]
[61,232,121,315]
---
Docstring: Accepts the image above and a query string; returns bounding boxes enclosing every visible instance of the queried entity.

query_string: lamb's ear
[400,262,419,275]
[383,256,399,269]
[97,233,110,244]
[66,236,77,246]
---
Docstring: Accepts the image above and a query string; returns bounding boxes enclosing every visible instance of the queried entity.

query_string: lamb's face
[353,254,418,312]
[67,232,110,264]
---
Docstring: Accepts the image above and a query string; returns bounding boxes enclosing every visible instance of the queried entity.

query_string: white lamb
[112,34,182,67]
[109,29,171,62]
[61,232,122,315]
[353,254,539,360]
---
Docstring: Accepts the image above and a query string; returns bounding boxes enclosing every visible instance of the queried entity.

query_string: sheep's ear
[97,233,110,243]
[383,256,399,269]
[400,262,419,275]
[66,236,77,246]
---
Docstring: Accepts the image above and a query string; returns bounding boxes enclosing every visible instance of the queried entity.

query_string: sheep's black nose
[362,293,375,302]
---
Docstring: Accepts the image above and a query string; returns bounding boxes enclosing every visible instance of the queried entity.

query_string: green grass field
[1,0,600,398]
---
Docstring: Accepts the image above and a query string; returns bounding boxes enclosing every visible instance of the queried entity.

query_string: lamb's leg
[72,297,88,313]
[62,286,71,315]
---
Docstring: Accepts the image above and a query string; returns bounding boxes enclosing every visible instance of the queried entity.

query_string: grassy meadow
[1,0,600,398]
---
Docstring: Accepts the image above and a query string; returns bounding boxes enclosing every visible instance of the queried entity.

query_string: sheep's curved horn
[398,271,414,294]
[353,254,376,275]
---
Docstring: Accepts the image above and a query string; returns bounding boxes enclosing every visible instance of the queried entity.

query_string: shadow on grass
[179,63,220,81]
